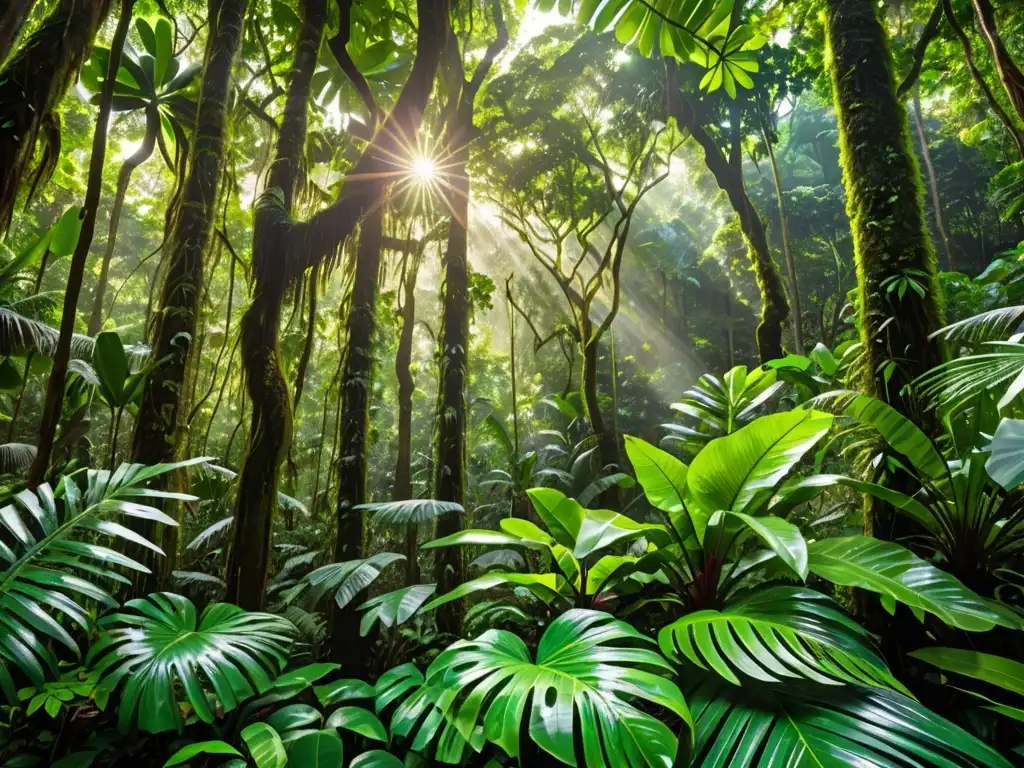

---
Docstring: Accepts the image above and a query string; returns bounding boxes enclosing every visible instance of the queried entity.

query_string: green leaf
[687,675,1012,767]
[685,410,832,538]
[163,741,242,767]
[315,678,375,707]
[421,572,570,612]
[659,587,904,691]
[910,647,1024,697]
[357,584,435,636]
[265,703,321,732]
[726,512,808,579]
[153,17,173,86]
[355,498,463,524]
[288,730,343,766]
[273,663,340,690]
[526,487,650,558]
[350,752,404,768]
[241,722,287,768]
[286,553,404,609]
[91,593,294,733]
[986,418,1024,490]
[424,610,690,767]
[625,435,686,513]
[325,705,388,741]
[807,536,1024,632]
[808,391,947,480]
[93,332,128,406]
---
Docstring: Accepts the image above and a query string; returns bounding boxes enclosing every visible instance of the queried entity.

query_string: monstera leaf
[90,593,295,733]
[421,609,691,767]
[686,674,1012,767]
[659,587,905,692]
[0,459,202,701]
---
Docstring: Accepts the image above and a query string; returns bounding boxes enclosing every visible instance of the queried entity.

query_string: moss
[825,0,945,533]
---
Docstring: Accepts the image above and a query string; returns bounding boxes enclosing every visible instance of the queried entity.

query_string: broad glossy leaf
[241,722,287,768]
[425,609,690,767]
[625,435,686,512]
[421,572,571,612]
[288,730,343,766]
[986,418,1024,490]
[91,593,295,733]
[527,487,651,558]
[685,410,832,539]
[726,512,807,579]
[163,740,241,767]
[315,678,374,707]
[357,584,436,636]
[910,647,1024,696]
[807,536,1024,631]
[350,752,404,768]
[325,705,388,741]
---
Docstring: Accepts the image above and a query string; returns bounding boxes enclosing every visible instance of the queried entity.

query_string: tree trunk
[224,0,323,610]
[825,0,945,532]
[911,84,955,271]
[0,0,33,64]
[943,0,1024,160]
[394,250,420,585]
[970,0,1024,125]
[0,0,112,234]
[131,0,248,587]
[331,205,383,661]
[27,0,131,486]
[292,264,319,413]
[434,143,470,634]
[763,124,803,352]
[665,70,788,363]
[88,105,159,336]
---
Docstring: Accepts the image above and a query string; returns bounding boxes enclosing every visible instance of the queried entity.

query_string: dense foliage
[1,0,1024,765]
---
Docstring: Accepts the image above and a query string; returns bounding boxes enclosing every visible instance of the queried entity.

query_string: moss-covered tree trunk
[88,104,159,336]
[0,0,111,233]
[224,0,324,611]
[666,71,788,363]
[825,0,945,534]
[130,0,248,586]
[27,0,130,487]
[0,0,33,64]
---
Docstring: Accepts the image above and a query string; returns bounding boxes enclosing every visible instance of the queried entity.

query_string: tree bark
[666,68,788,363]
[28,0,130,486]
[943,0,1024,159]
[0,0,33,65]
[432,0,508,633]
[394,249,420,585]
[224,0,323,610]
[0,0,112,234]
[763,124,803,352]
[825,0,945,531]
[970,0,1024,126]
[88,105,159,336]
[130,0,248,588]
[911,84,955,271]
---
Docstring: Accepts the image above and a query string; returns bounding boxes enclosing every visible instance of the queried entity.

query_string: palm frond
[0,442,36,474]
[0,459,203,700]
[930,305,1024,345]
[0,308,94,359]
[914,343,1024,415]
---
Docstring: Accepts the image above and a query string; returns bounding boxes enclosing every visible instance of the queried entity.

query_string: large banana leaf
[807,536,1024,631]
[910,647,1024,696]
[90,592,295,733]
[686,674,1012,767]
[624,435,686,513]
[684,410,832,538]
[0,459,202,700]
[423,609,691,767]
[659,587,905,692]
